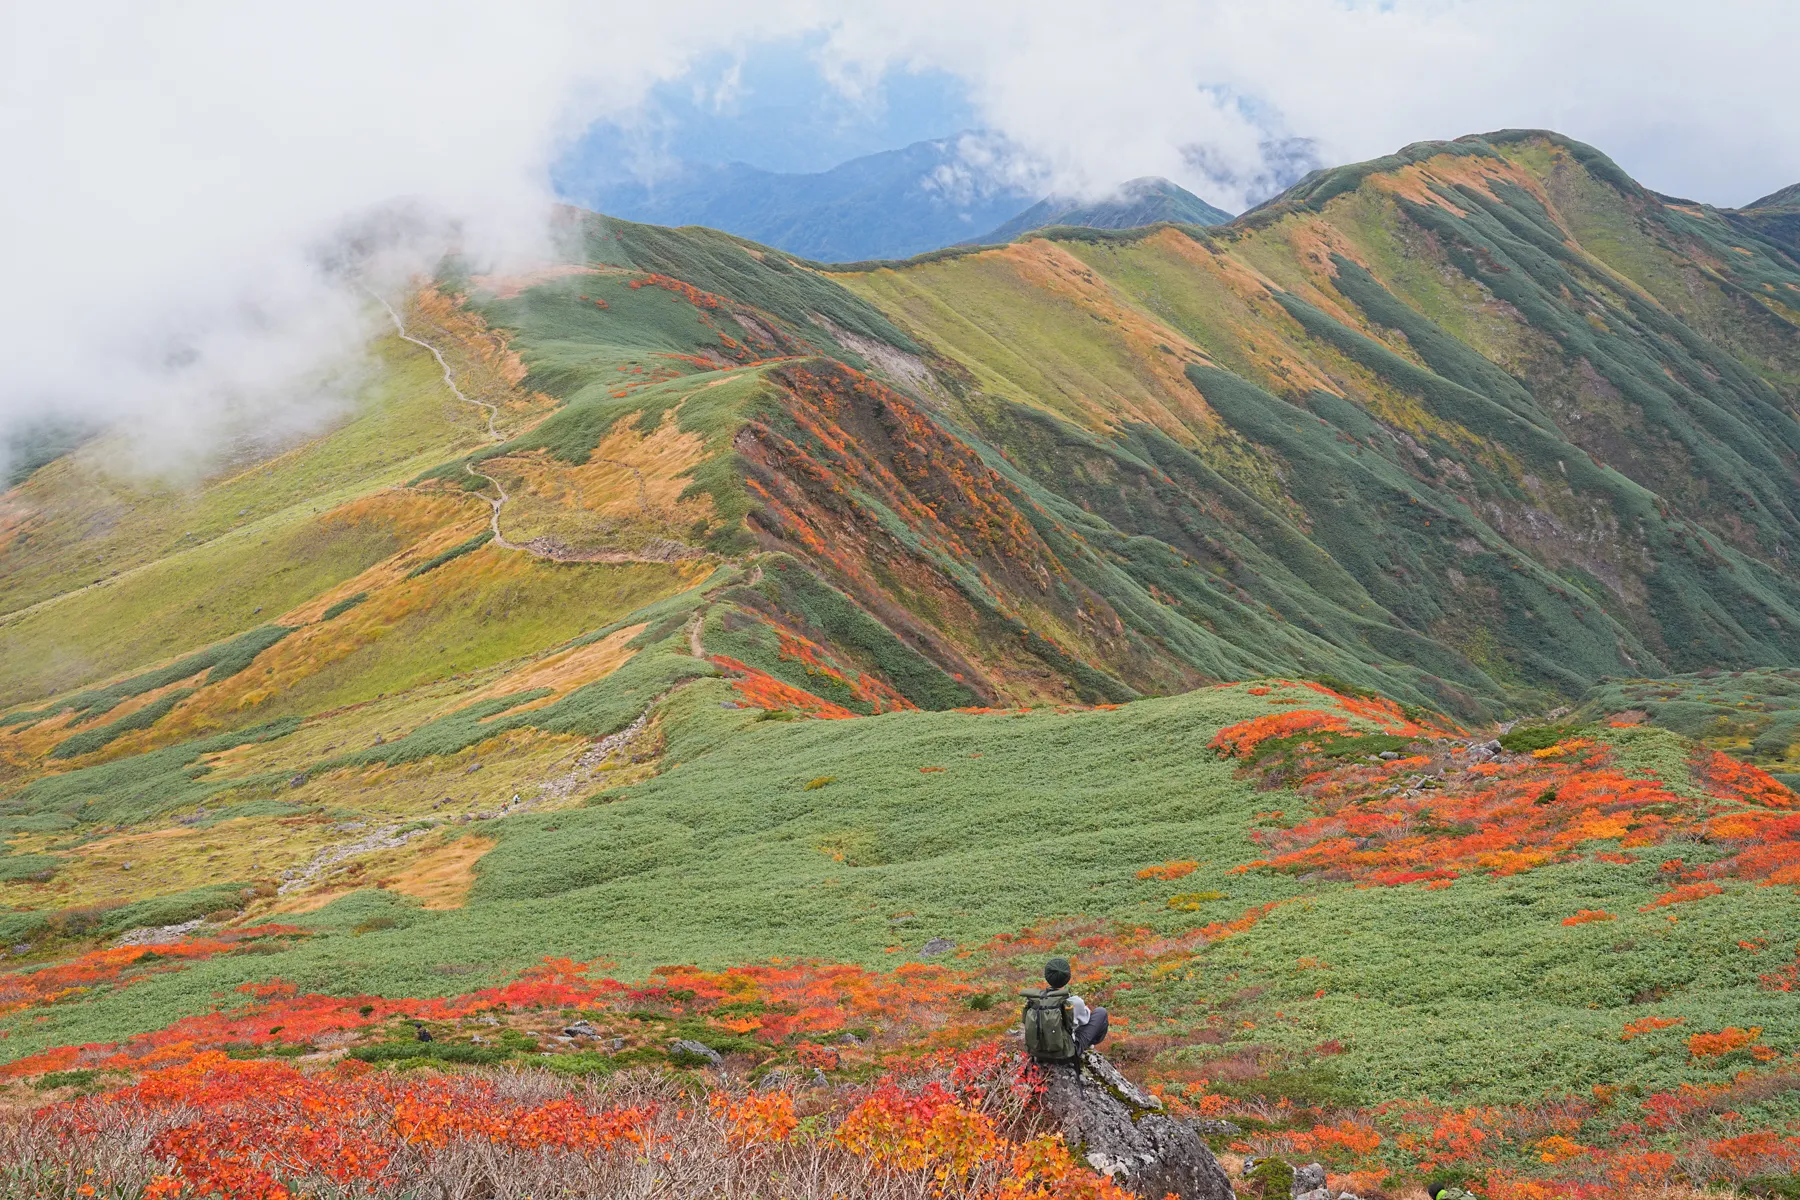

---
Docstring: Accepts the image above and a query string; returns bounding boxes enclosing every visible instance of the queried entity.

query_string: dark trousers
[1074,1007,1108,1055]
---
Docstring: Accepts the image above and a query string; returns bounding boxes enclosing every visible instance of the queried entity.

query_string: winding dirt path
[374,288,702,567]
[369,289,501,441]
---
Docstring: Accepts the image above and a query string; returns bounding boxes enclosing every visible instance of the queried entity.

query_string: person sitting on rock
[1021,956,1108,1060]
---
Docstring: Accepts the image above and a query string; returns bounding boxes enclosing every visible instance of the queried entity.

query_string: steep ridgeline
[481,130,1800,720]
[821,131,1800,715]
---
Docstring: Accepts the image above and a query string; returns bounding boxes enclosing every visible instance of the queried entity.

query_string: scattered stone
[839,1032,864,1045]
[1192,1118,1240,1136]
[563,1020,599,1038]
[669,1038,722,1065]
[1293,1163,1327,1197]
[607,1038,625,1051]
[464,763,482,774]
[373,734,384,746]
[920,936,956,956]
[9,944,29,956]
[1378,750,1400,760]
[289,774,306,789]
[1037,1052,1232,1199]
[115,920,204,947]
[120,861,133,872]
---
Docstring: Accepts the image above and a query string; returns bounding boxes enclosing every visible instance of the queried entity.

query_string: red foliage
[710,655,858,719]
[0,926,308,1018]
[1209,710,1350,758]
[1560,910,1615,926]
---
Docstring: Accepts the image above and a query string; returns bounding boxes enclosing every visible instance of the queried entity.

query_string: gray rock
[669,1038,722,1065]
[562,1020,598,1038]
[1337,1193,1365,1200]
[1036,1052,1233,1200]
[1192,1118,1240,1136]
[920,936,956,956]
[1295,1191,1330,1200]
[1294,1163,1327,1195]
[289,773,307,789]
[1378,750,1400,760]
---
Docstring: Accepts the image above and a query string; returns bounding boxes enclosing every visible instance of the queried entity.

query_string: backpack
[1020,987,1078,1061]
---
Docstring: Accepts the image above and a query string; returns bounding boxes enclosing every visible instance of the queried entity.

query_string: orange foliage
[1209,710,1350,758]
[710,655,857,719]
[1640,882,1723,910]
[1688,1027,1764,1059]
[1136,860,1198,881]
[1620,1016,1684,1041]
[1561,910,1615,926]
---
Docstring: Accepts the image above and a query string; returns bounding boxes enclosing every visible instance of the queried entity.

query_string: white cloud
[3,0,1795,481]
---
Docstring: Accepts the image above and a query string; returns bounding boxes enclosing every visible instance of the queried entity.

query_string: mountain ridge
[6,132,1800,1193]
[969,175,1232,243]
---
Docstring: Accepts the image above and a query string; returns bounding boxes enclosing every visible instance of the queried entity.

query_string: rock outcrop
[1036,1052,1236,1200]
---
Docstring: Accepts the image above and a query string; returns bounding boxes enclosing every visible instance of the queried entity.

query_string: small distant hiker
[1021,956,1108,1061]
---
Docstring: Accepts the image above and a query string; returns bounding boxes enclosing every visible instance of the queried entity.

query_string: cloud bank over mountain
[4,0,1796,478]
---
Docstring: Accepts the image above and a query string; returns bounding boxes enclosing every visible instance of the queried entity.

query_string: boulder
[669,1038,723,1065]
[1293,1163,1327,1195]
[1036,1052,1235,1199]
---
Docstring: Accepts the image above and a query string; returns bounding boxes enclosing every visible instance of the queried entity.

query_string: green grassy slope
[3,133,1800,1182]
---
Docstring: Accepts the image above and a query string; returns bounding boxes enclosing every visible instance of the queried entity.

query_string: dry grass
[381,835,494,910]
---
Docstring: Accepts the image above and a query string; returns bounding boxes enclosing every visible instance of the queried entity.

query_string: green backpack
[1020,987,1078,1061]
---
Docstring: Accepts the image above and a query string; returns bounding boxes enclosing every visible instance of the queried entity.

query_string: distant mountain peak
[1743,182,1800,211]
[971,176,1233,244]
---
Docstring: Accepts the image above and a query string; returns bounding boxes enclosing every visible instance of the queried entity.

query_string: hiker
[1021,956,1108,1061]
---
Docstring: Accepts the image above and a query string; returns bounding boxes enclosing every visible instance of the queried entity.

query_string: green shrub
[1242,1157,1294,1199]
[1500,724,1584,754]
[404,531,494,579]
[3,625,294,729]
[0,854,62,883]
[321,592,370,621]
[349,1042,511,1066]
[50,688,196,759]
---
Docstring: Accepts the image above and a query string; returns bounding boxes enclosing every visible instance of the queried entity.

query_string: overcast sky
[4,0,1797,479]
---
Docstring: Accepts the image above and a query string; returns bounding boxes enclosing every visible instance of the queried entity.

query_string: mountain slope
[559,135,1037,262]
[1723,180,1800,259]
[6,130,1800,1195]
[973,175,1232,242]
